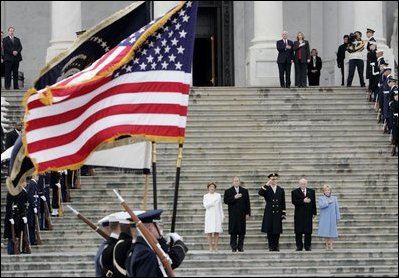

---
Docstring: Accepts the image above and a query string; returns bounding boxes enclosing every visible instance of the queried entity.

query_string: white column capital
[153,1,180,18]
[247,1,283,86]
[46,1,82,63]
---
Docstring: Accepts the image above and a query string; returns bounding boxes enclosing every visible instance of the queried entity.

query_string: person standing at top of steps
[224,176,251,252]
[203,181,224,252]
[276,31,294,88]
[3,26,22,90]
[291,177,316,251]
[259,173,286,252]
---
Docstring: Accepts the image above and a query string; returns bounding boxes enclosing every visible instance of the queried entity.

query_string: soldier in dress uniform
[94,217,110,277]
[258,173,286,251]
[3,192,23,254]
[112,213,138,277]
[37,172,51,229]
[291,178,316,251]
[125,209,188,277]
[100,215,121,277]
[390,86,398,156]
[366,28,377,88]
[25,175,39,245]
[387,77,398,140]
[382,67,393,133]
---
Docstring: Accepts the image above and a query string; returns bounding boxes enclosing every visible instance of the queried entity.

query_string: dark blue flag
[34,1,150,90]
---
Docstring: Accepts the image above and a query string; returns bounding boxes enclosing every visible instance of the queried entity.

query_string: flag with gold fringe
[23,1,197,174]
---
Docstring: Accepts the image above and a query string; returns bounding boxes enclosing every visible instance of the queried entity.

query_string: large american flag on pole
[23,1,198,174]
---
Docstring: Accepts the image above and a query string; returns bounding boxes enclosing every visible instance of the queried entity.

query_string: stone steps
[1,87,397,277]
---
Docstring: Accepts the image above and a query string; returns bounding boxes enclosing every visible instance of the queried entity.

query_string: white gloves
[55,183,61,188]
[22,217,28,224]
[41,196,47,201]
[34,208,38,214]
[9,219,15,225]
[166,232,183,244]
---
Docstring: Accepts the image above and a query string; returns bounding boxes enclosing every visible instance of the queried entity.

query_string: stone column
[46,1,82,63]
[246,1,283,86]
[153,1,180,18]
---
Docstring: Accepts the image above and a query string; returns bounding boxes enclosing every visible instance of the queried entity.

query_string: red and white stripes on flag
[22,1,197,173]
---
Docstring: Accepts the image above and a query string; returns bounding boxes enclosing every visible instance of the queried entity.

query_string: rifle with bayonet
[67,205,109,240]
[10,204,20,255]
[21,202,31,254]
[33,195,42,245]
[41,196,53,230]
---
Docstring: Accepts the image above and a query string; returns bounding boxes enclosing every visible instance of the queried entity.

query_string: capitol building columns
[46,1,82,63]
[246,1,283,86]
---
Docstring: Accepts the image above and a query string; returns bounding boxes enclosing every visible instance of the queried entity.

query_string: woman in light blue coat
[318,184,340,250]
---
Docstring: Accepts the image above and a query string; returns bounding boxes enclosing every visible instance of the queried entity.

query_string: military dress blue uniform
[125,210,188,277]
[259,173,286,252]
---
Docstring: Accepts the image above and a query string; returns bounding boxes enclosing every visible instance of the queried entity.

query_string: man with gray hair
[276,31,294,88]
[291,177,316,251]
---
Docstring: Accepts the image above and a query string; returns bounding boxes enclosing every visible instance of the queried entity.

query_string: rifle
[21,216,31,254]
[41,196,53,230]
[113,189,175,277]
[57,183,64,217]
[10,205,20,255]
[67,205,109,240]
[33,195,42,244]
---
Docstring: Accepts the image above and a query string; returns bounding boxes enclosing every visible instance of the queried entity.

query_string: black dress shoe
[232,249,237,252]
[238,249,244,252]
[305,248,311,251]
[296,248,303,251]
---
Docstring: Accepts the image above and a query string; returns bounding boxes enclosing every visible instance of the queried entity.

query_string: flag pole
[143,171,149,210]
[171,144,183,233]
[152,142,158,210]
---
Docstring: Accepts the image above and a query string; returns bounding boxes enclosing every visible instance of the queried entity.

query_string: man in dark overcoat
[224,176,251,252]
[291,177,316,251]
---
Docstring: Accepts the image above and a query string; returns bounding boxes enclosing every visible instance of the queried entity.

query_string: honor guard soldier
[25,176,39,245]
[126,209,188,277]
[390,87,398,156]
[113,213,138,277]
[3,192,22,254]
[387,77,398,136]
[366,28,377,52]
[94,214,113,277]
[382,67,393,133]
[101,215,121,277]
[259,173,286,251]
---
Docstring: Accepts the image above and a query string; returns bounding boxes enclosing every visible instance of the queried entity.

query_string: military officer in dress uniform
[366,28,377,52]
[291,178,317,251]
[101,215,121,277]
[390,86,398,156]
[125,209,188,277]
[94,214,113,277]
[259,173,286,251]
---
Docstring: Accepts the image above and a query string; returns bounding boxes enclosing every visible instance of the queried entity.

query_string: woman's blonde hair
[297,32,305,41]
[323,184,331,193]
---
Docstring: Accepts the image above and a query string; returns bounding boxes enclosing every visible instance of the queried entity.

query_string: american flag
[23,1,198,173]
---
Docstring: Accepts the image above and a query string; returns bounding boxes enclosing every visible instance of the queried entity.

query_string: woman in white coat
[203,182,224,251]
